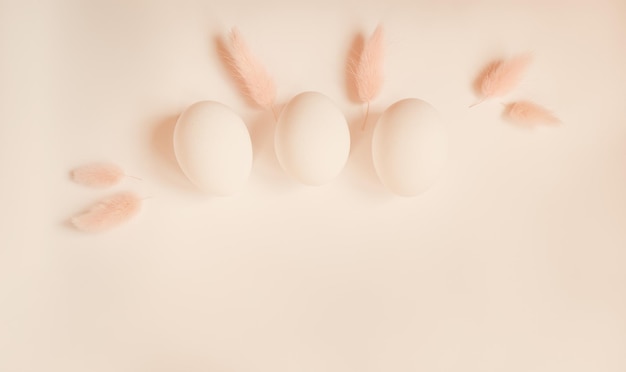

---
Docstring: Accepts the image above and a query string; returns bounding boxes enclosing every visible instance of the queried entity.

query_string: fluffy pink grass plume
[227,28,276,114]
[71,192,142,232]
[504,100,561,126]
[353,24,384,129]
[472,53,532,106]
[355,24,384,103]
[71,163,124,188]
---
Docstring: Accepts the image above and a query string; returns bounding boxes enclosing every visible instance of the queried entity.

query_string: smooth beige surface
[1,0,625,371]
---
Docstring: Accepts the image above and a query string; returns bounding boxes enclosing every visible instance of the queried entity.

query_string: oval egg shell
[173,101,252,195]
[372,98,448,196]
[275,92,350,185]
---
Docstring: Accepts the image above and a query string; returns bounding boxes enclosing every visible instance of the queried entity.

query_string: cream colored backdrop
[1,0,625,371]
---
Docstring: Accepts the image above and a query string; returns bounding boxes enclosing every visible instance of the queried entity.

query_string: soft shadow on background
[150,114,205,193]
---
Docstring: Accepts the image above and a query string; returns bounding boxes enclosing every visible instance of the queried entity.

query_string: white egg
[173,101,252,195]
[372,98,448,196]
[275,92,350,185]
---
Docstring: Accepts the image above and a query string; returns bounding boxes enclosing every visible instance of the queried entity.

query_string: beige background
[1,0,626,371]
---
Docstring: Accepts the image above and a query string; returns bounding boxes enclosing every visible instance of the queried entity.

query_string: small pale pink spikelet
[228,28,276,111]
[72,192,142,232]
[71,163,124,188]
[355,24,384,103]
[474,53,532,103]
[505,100,561,126]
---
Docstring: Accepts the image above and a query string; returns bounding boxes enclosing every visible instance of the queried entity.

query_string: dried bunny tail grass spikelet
[471,53,533,107]
[71,192,142,232]
[355,24,384,103]
[355,24,384,129]
[227,28,277,116]
[504,100,561,126]
[71,163,140,188]
[71,163,123,188]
